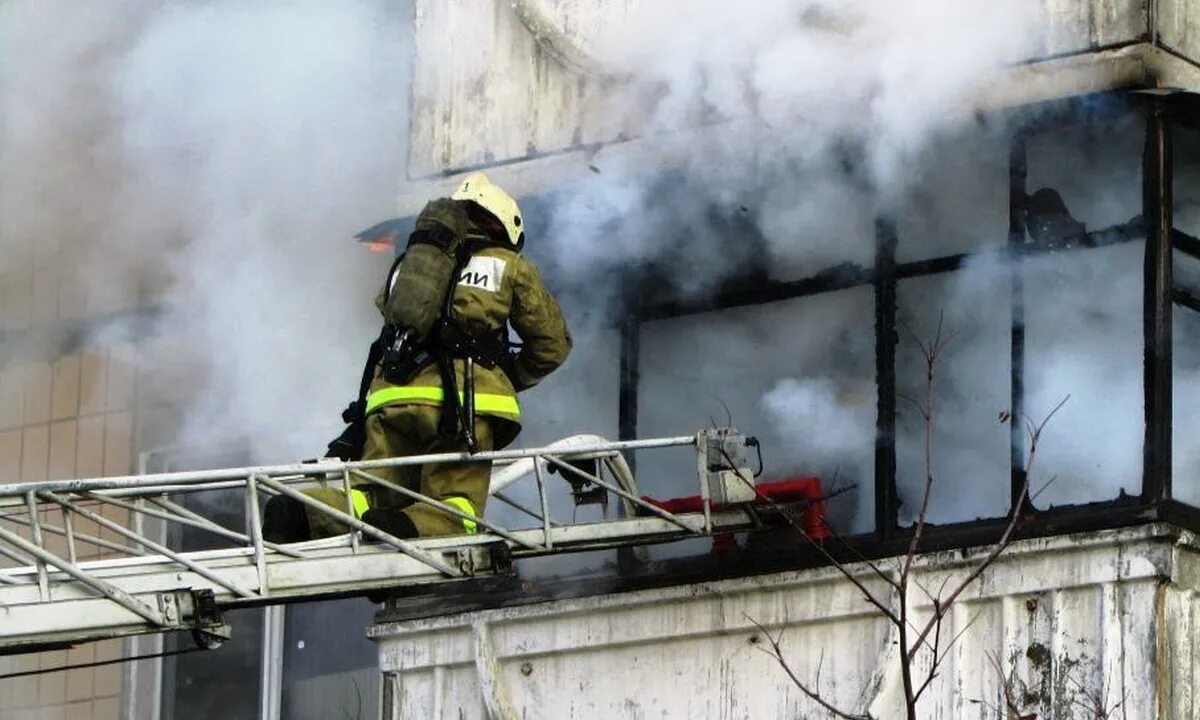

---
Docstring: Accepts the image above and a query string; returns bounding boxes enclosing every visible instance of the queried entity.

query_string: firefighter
[264,173,571,542]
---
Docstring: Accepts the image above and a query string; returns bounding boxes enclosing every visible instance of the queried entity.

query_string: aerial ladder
[0,428,824,654]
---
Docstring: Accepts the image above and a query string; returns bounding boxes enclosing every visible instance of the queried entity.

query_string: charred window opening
[614,90,1200,551]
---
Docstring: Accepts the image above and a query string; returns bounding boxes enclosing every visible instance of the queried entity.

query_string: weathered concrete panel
[409,0,1152,181]
[409,0,640,178]
[1095,0,1149,46]
[1159,0,1200,63]
[1038,0,1144,57]
[372,525,1197,719]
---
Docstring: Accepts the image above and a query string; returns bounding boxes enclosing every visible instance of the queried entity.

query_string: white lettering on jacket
[458,255,506,293]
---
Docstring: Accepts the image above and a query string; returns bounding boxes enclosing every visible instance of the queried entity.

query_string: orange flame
[363,240,394,254]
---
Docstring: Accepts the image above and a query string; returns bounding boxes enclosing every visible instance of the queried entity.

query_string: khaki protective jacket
[364,232,572,448]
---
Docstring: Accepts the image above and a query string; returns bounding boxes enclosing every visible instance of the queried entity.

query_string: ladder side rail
[246,476,269,597]
[0,521,166,625]
[103,479,253,498]
[0,436,697,499]
[0,508,144,559]
[0,432,702,587]
[534,456,553,550]
[0,433,705,586]
[84,491,301,560]
[146,497,306,559]
[40,491,258,600]
[0,427,720,628]
[24,493,49,599]
[542,455,700,533]
[0,431,739,652]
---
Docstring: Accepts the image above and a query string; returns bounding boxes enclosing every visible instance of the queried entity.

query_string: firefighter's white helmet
[451,172,524,248]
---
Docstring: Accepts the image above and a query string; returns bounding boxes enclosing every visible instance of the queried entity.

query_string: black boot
[361,507,418,540]
[262,495,312,543]
[361,508,419,605]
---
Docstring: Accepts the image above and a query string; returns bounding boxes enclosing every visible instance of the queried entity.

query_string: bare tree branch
[896,392,930,421]
[747,617,874,720]
[986,650,1028,719]
[752,316,1064,720]
[894,315,960,712]
[729,458,902,626]
[821,519,901,593]
[906,397,1066,667]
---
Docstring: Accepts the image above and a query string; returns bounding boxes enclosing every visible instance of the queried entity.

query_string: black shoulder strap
[381,251,405,304]
[351,252,404,418]
[433,242,476,437]
[358,337,383,403]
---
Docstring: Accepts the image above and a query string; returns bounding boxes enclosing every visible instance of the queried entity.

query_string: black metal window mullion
[616,306,643,572]
[873,218,899,539]
[1143,96,1174,503]
[1009,133,1029,511]
[607,90,1193,542]
[618,313,641,475]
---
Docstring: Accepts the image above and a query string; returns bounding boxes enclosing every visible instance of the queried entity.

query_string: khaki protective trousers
[304,404,494,538]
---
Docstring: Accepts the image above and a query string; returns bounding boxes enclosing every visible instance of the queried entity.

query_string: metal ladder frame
[0,429,757,652]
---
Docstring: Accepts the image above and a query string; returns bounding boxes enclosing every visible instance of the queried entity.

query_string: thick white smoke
[0,1,162,316]
[893,111,1154,523]
[521,0,1048,531]
[1,0,411,462]
[6,0,1175,538]
[545,0,1042,282]
[518,1,1195,532]
[762,377,874,465]
[117,1,410,460]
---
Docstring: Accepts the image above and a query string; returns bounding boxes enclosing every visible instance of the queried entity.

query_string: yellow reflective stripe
[350,489,370,519]
[442,496,478,534]
[365,386,520,416]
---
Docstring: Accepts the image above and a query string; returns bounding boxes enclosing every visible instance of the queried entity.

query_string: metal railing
[0,429,753,649]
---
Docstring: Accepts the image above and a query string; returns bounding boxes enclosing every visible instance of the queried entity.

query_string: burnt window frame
[616,90,1200,549]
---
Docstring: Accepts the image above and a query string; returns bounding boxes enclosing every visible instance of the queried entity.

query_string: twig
[985,650,1026,718]
[747,617,874,720]
[911,607,982,704]
[902,314,958,584]
[821,519,902,593]
[906,397,1066,667]
[896,392,929,421]
[729,467,900,626]
[751,317,1057,720]
[1063,665,1127,719]
[896,314,958,713]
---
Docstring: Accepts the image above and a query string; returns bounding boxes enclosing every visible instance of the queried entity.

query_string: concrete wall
[408,0,640,179]
[0,230,134,719]
[371,524,1196,719]
[1037,0,1145,56]
[398,0,1200,223]
[1161,1,1200,58]
[0,210,193,719]
[406,0,1152,190]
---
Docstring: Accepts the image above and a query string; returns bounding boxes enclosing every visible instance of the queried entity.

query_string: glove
[499,349,529,391]
[325,419,366,462]
[341,399,366,425]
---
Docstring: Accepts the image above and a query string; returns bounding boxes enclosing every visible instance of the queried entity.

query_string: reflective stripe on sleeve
[350,489,370,518]
[365,386,520,417]
[442,496,478,534]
